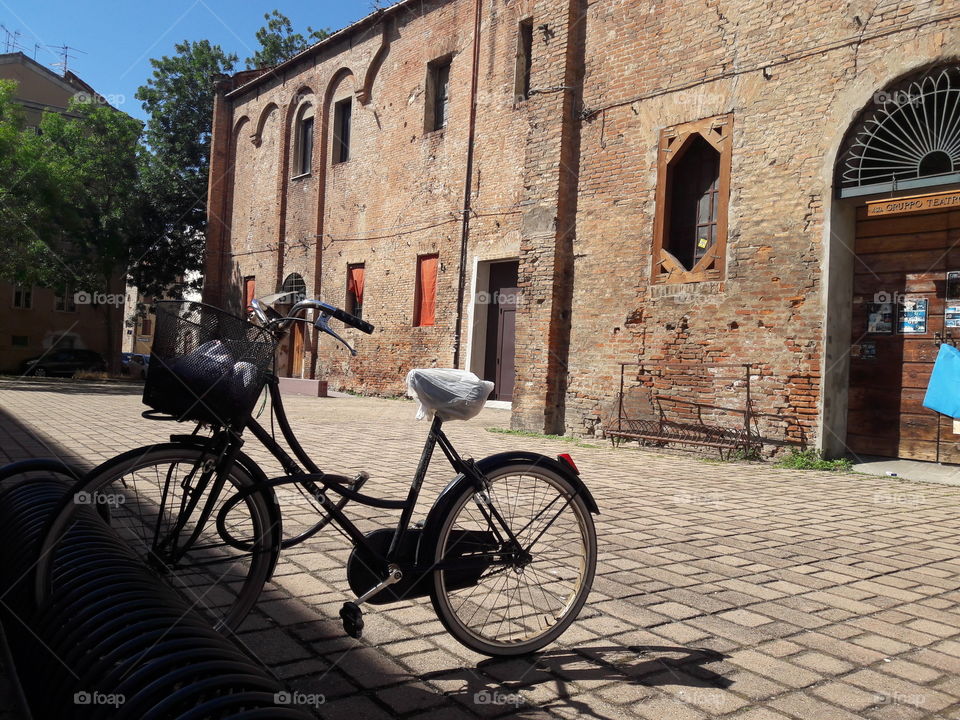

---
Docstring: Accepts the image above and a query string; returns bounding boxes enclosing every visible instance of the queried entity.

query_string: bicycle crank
[339,564,403,639]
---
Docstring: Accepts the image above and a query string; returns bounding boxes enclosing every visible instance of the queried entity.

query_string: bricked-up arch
[250,102,279,147]
[837,64,960,198]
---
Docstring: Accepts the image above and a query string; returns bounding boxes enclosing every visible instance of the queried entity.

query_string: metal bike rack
[0,467,314,720]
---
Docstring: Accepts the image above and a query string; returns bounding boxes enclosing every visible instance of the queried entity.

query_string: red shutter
[416,256,437,326]
[243,277,256,312]
[348,265,365,305]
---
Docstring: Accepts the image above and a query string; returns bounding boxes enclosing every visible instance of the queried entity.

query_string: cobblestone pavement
[2,377,960,719]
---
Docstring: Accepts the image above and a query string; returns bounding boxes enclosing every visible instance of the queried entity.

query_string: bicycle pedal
[339,601,364,639]
[352,471,369,489]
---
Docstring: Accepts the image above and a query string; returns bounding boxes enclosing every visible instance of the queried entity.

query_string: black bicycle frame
[169,373,526,576]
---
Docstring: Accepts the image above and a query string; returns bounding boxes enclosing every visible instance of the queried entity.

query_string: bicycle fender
[416,451,599,566]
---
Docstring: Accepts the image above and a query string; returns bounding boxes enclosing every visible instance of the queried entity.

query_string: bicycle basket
[142,301,276,425]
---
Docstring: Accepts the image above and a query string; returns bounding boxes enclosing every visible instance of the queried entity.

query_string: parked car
[121,352,150,379]
[21,349,106,377]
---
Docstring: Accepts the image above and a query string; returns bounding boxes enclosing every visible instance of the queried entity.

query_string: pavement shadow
[0,377,143,396]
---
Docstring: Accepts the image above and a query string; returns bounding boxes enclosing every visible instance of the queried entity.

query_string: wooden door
[288,322,304,378]
[847,207,960,461]
[495,287,518,402]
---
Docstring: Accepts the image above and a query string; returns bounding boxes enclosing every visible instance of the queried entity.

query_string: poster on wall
[948,271,960,301]
[946,305,960,329]
[899,298,928,334]
[866,302,894,334]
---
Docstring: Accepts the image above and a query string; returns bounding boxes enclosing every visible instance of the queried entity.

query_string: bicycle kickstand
[339,564,402,639]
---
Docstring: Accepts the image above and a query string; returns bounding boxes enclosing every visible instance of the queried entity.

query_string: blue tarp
[923,343,960,417]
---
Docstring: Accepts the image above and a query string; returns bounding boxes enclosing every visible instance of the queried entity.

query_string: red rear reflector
[557,453,579,474]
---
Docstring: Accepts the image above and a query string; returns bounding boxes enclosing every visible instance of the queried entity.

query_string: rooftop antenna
[49,44,86,75]
[1,25,21,53]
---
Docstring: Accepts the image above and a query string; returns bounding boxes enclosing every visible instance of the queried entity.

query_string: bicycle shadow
[438,644,731,719]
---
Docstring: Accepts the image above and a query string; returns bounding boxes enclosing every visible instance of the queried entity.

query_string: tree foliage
[246,10,329,69]
[134,39,237,298]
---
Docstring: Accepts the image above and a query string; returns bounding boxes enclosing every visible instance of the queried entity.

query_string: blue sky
[1,1,378,121]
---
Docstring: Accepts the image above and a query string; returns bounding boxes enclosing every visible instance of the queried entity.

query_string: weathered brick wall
[211,0,534,395]
[206,0,960,448]
[565,0,960,451]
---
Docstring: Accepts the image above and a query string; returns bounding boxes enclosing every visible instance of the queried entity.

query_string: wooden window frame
[12,284,32,309]
[652,113,733,284]
[425,56,452,134]
[293,104,315,177]
[514,19,534,104]
[243,276,256,314]
[333,97,352,164]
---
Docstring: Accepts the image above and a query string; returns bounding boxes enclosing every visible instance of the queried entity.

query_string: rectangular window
[425,57,451,133]
[54,285,77,312]
[243,276,256,314]
[11,335,27,347]
[414,254,438,327]
[296,111,314,175]
[140,316,153,336]
[333,97,352,164]
[13,284,31,309]
[514,19,533,102]
[653,114,732,284]
[346,263,365,320]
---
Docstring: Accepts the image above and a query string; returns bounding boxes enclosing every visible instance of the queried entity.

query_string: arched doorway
[280,273,307,377]
[839,65,960,461]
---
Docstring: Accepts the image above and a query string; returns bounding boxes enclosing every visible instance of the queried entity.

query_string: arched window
[282,273,307,304]
[839,65,960,197]
[293,104,314,176]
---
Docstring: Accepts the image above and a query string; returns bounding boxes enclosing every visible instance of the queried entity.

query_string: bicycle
[34,296,598,657]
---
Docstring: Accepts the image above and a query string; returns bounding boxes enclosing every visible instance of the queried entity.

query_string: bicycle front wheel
[430,463,597,656]
[34,444,280,632]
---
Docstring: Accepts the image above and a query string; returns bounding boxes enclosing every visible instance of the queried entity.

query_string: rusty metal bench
[603,363,758,456]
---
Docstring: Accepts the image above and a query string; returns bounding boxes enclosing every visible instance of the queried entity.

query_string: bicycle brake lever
[315,313,357,356]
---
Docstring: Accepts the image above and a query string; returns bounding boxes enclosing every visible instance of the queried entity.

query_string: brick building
[204,0,960,460]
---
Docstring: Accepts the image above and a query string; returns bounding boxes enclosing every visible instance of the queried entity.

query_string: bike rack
[0,465,315,720]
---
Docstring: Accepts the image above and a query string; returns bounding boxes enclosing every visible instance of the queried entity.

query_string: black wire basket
[142,301,276,426]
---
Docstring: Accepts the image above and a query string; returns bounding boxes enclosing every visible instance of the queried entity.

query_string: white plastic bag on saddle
[405,368,494,421]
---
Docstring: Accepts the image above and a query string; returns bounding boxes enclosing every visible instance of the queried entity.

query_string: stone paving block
[727,650,820,689]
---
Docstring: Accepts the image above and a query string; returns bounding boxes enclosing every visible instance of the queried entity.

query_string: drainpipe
[451,0,483,369]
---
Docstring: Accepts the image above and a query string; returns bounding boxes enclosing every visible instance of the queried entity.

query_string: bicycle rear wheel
[34,444,280,632]
[429,463,596,656]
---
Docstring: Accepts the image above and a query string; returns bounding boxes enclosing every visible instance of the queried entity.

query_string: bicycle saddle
[406,369,494,421]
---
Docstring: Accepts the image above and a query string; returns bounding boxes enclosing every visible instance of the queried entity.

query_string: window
[140,316,153,336]
[294,105,315,176]
[13,284,31,309]
[282,273,306,304]
[653,114,732,283]
[11,335,27,347]
[54,285,77,312]
[346,264,365,319]
[414,254,438,327]
[514,19,533,102]
[333,97,352,164]
[425,57,452,133]
[243,276,256,313]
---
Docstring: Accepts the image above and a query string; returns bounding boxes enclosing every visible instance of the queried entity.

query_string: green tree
[134,40,237,298]
[246,10,329,69]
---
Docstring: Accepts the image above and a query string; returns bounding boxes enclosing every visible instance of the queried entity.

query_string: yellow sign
[866,190,960,217]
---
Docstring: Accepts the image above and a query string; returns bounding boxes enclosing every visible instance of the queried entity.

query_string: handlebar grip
[326,305,375,334]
